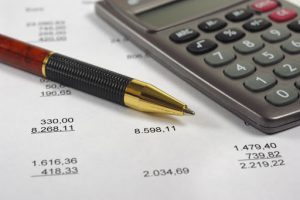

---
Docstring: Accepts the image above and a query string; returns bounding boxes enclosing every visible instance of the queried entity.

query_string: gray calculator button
[261,28,291,43]
[224,62,256,79]
[204,50,236,67]
[281,38,300,54]
[266,88,299,106]
[253,49,284,66]
[234,39,264,54]
[274,62,300,78]
[244,74,277,92]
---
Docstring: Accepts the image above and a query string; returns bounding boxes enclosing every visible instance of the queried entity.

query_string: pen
[0,34,194,116]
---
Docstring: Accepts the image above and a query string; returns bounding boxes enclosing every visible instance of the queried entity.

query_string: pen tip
[183,107,195,115]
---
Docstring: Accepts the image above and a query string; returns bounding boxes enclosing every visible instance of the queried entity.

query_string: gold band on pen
[42,52,54,78]
[124,79,191,116]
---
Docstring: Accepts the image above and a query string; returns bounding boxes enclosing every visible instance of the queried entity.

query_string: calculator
[96,0,300,134]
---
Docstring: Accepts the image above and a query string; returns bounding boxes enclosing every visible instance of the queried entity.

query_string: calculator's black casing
[96,0,300,134]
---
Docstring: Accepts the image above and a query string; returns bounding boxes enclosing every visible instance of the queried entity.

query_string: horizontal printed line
[238,156,282,162]
[40,95,71,98]
[31,130,76,134]
[31,173,78,178]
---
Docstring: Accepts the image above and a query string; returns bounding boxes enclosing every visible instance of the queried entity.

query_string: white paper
[0,0,300,200]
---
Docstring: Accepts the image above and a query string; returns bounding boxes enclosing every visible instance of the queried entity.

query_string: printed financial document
[0,0,300,200]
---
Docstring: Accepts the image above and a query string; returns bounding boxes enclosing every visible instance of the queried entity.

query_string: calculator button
[244,74,277,92]
[226,9,254,22]
[198,19,227,33]
[169,29,199,43]
[269,8,297,23]
[234,39,264,54]
[296,80,300,89]
[253,49,284,66]
[224,62,256,79]
[261,28,291,43]
[288,19,300,32]
[243,18,272,32]
[204,50,236,67]
[274,62,300,78]
[266,88,299,106]
[187,39,217,55]
[281,38,300,54]
[215,28,245,43]
[251,0,279,13]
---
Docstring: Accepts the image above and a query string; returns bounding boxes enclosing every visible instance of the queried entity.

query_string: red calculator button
[251,0,279,13]
[269,8,298,22]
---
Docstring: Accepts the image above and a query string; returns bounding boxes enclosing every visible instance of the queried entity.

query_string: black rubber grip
[46,53,132,105]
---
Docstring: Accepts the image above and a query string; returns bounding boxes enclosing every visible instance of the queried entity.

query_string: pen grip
[46,53,132,105]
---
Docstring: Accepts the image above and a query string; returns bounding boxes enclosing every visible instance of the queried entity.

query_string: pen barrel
[45,53,132,105]
[0,34,50,76]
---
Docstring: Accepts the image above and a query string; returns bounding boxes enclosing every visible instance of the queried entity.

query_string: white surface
[0,0,299,200]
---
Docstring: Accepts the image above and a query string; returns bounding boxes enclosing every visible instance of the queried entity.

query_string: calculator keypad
[296,80,300,89]
[187,39,217,55]
[216,28,245,43]
[224,62,256,79]
[243,18,272,32]
[265,88,299,106]
[198,19,227,33]
[281,38,300,54]
[251,0,279,13]
[288,19,300,32]
[170,29,199,43]
[234,38,264,54]
[226,9,254,22]
[261,28,291,43]
[244,74,277,92]
[168,0,300,112]
[274,62,300,78]
[269,8,297,22]
[253,49,284,66]
[204,50,236,67]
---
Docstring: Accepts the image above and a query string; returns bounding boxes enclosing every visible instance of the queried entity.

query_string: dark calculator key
[281,38,300,54]
[187,39,217,55]
[243,18,272,32]
[226,9,254,22]
[261,28,291,43]
[296,80,300,89]
[198,19,227,33]
[253,49,284,66]
[269,8,298,23]
[274,62,300,79]
[251,0,279,13]
[266,88,299,106]
[244,74,277,92]
[204,50,236,67]
[288,19,300,32]
[170,29,199,43]
[224,62,256,79]
[234,38,264,54]
[216,28,245,43]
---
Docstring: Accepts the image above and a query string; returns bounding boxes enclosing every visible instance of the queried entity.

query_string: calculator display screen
[137,0,245,28]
